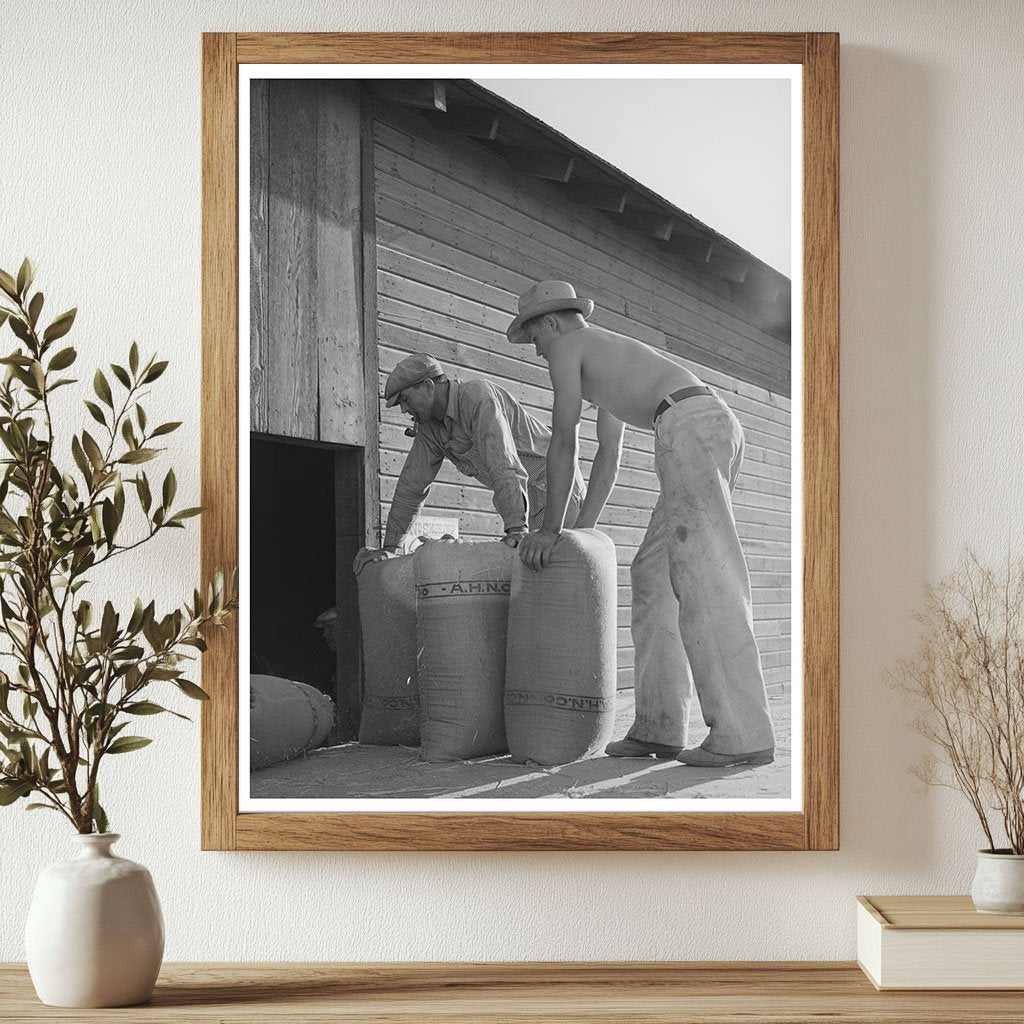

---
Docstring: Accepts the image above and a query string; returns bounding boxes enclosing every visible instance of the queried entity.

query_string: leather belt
[653,385,714,424]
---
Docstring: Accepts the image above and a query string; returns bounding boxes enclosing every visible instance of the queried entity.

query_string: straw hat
[506,280,594,345]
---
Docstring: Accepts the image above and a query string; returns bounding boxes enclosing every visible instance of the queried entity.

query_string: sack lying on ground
[505,529,618,765]
[356,553,420,746]
[250,674,335,770]
[415,540,514,762]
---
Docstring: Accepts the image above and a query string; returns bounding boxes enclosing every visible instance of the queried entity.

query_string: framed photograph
[201,32,838,851]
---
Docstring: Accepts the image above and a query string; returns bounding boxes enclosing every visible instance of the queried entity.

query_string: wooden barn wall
[250,79,366,449]
[371,100,792,695]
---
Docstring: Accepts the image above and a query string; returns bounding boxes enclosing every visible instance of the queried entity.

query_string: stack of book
[857,895,1024,990]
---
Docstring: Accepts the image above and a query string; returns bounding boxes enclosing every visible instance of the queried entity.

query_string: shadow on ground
[250,692,791,801]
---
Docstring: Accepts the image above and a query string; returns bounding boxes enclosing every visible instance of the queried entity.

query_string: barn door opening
[249,435,363,739]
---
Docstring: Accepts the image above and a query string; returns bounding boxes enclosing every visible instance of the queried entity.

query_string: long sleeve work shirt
[384,378,560,548]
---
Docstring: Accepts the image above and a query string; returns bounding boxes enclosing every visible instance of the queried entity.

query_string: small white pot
[971,849,1024,915]
[25,833,164,1007]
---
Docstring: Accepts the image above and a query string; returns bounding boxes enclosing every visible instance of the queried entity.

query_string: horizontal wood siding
[372,99,791,695]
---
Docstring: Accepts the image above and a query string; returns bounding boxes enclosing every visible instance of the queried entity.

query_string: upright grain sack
[250,674,335,770]
[505,529,617,765]
[415,540,514,762]
[357,553,419,745]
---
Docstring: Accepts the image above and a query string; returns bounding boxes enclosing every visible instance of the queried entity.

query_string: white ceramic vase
[25,833,164,1007]
[970,850,1024,915]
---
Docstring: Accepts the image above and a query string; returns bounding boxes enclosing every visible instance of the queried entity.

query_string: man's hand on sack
[518,527,560,569]
[352,546,398,576]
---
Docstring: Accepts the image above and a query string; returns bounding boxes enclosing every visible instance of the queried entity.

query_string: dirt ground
[250,690,792,801]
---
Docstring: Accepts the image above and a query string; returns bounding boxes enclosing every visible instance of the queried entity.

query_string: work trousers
[527,476,583,532]
[626,395,775,754]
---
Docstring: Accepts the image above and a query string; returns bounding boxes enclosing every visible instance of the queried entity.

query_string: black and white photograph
[240,65,801,813]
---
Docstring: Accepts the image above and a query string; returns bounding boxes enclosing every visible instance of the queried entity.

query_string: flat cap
[384,353,444,407]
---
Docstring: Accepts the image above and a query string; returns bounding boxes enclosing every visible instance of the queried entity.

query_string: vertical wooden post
[200,32,238,851]
[360,91,381,549]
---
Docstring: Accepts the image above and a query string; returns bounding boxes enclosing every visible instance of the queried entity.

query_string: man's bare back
[549,325,701,430]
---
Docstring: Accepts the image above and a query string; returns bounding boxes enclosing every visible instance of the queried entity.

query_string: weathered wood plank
[316,81,366,447]
[361,89,382,548]
[375,182,787,387]
[267,80,319,440]
[376,265,794,439]
[249,78,270,434]
[376,227,788,408]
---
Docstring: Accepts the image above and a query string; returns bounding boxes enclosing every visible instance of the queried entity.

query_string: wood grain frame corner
[200,31,839,852]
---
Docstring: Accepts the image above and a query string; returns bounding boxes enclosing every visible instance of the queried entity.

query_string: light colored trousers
[527,475,583,532]
[626,395,775,754]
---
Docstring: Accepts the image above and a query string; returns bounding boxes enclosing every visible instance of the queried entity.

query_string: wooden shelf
[3,962,1024,1022]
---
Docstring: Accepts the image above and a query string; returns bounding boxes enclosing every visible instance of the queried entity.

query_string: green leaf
[0,269,18,300]
[16,258,34,298]
[124,701,170,716]
[48,346,76,371]
[91,785,108,834]
[42,308,76,344]
[101,498,116,546]
[150,421,181,438]
[142,360,169,384]
[81,431,104,471]
[136,473,152,513]
[105,735,152,755]
[8,317,31,344]
[0,310,8,331]
[27,292,43,328]
[162,468,176,508]
[26,802,61,813]
[71,435,91,482]
[175,679,210,701]
[84,400,106,427]
[136,404,147,432]
[129,342,139,376]
[168,507,202,524]
[93,369,113,409]
[0,352,33,367]
[107,648,144,668]
[114,475,125,521]
[100,601,117,647]
[121,418,137,450]
[118,448,158,465]
[0,779,33,805]
[110,363,131,389]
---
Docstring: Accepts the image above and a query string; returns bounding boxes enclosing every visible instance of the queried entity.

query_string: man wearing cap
[507,280,775,769]
[353,353,584,574]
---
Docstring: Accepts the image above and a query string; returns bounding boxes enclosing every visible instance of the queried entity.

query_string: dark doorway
[250,435,363,738]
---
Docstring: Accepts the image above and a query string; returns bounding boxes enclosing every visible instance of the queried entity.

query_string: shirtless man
[506,280,775,768]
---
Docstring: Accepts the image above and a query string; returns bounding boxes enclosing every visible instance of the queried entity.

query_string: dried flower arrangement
[894,552,1024,854]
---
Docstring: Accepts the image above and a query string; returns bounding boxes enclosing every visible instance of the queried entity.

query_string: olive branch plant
[0,259,237,834]
[894,551,1024,854]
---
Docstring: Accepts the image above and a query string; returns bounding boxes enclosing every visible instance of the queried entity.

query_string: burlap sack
[504,529,617,765]
[357,553,419,746]
[414,540,514,762]
[250,674,335,770]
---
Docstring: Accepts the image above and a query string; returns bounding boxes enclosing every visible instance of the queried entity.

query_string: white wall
[2,0,1022,962]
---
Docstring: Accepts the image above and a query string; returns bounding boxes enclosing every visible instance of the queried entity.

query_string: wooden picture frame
[201,32,839,851]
